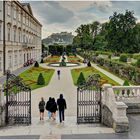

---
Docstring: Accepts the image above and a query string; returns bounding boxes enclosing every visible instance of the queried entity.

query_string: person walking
[46,97,52,119]
[39,97,45,120]
[57,94,67,123]
[50,98,57,120]
[57,70,60,80]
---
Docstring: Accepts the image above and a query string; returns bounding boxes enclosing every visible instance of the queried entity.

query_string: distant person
[57,94,67,123]
[50,98,57,120]
[57,70,61,80]
[39,97,45,120]
[46,97,52,119]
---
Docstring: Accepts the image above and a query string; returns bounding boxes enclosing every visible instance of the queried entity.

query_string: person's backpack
[39,101,45,110]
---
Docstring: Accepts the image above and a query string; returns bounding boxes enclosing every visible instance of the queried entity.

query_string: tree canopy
[73,10,140,53]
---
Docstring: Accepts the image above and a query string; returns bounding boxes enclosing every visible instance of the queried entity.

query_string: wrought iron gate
[4,71,31,125]
[77,74,102,124]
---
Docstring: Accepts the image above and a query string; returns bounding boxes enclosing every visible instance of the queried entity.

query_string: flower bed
[44,56,60,63]
[71,67,119,86]
[67,55,82,63]
[19,67,55,90]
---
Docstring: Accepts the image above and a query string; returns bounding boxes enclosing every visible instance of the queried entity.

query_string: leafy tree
[75,24,93,51]
[106,10,137,53]
[90,21,100,50]
[37,73,45,85]
[77,72,86,85]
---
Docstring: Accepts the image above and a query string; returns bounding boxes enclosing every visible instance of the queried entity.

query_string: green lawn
[44,56,60,63]
[19,67,55,90]
[71,67,119,86]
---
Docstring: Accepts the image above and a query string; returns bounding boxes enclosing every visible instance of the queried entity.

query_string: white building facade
[0,1,42,75]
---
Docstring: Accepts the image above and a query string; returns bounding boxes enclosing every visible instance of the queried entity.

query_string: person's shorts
[40,109,44,113]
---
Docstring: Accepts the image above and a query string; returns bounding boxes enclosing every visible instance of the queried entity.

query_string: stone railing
[112,86,140,101]
[102,84,129,133]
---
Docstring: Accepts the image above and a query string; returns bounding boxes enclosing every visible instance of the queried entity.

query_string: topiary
[34,61,39,67]
[37,73,45,85]
[87,61,91,67]
[119,54,127,62]
[77,72,86,86]
[122,80,130,96]
[136,58,140,68]
[123,80,130,86]
[40,59,44,63]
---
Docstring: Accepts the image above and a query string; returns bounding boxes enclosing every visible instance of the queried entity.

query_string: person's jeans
[59,110,64,123]
[48,111,51,119]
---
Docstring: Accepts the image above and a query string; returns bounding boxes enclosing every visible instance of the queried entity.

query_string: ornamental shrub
[77,72,86,86]
[37,73,45,85]
[119,54,127,62]
[34,61,39,67]
[122,80,130,95]
[40,59,44,63]
[87,61,91,67]
[136,58,140,68]
[123,80,129,86]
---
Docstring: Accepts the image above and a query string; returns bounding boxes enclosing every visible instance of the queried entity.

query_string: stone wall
[102,104,113,127]
[102,84,129,133]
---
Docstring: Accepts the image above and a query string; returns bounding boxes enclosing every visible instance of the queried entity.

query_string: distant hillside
[42,32,74,46]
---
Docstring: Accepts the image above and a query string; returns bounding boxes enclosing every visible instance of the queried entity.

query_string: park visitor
[39,97,45,120]
[50,98,57,120]
[46,97,52,119]
[57,94,67,123]
[57,70,61,80]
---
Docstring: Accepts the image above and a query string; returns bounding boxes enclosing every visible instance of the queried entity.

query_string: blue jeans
[59,110,64,123]
[48,111,51,119]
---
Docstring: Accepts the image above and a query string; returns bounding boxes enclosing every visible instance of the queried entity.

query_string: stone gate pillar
[0,85,5,126]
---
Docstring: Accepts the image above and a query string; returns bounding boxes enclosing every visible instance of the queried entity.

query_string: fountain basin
[48,62,80,67]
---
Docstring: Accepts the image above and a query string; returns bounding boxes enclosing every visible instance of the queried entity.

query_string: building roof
[21,3,33,16]
[15,1,42,27]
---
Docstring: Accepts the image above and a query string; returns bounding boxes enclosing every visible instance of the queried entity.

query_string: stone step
[0,116,114,137]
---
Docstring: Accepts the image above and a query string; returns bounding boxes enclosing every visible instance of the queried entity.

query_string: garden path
[31,56,85,118]
[77,55,124,85]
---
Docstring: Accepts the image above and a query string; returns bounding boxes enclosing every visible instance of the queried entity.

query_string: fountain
[48,54,80,67]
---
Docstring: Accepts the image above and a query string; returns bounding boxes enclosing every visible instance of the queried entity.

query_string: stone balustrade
[112,86,140,101]
[102,84,129,133]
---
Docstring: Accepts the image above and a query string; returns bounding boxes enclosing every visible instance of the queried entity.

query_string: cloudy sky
[26,1,140,39]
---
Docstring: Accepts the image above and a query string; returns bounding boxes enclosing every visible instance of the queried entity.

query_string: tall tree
[106,10,137,53]
[90,21,100,48]
[75,24,93,50]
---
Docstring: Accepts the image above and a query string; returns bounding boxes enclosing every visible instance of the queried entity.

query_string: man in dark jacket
[57,94,67,123]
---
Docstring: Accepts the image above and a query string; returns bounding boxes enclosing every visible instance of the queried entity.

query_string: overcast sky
[26,1,140,39]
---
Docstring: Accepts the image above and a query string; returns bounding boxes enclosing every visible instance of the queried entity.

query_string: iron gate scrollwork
[4,71,31,125]
[77,74,102,124]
